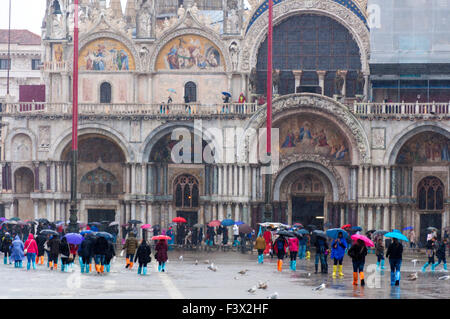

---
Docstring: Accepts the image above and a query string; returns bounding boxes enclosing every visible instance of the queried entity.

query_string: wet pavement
[0,249,448,299]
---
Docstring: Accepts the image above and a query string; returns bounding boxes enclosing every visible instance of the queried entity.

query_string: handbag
[24,241,32,255]
[67,244,74,263]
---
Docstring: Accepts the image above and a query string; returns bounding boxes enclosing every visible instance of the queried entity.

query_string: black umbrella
[152,224,161,230]
[277,230,295,237]
[36,218,49,224]
[307,224,317,231]
[88,222,101,226]
[312,230,327,239]
[40,229,58,235]
[238,224,253,234]
[128,220,142,225]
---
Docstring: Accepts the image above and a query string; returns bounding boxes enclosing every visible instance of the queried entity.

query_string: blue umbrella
[235,221,244,226]
[221,219,235,227]
[64,233,84,245]
[402,226,413,231]
[385,231,409,242]
[351,226,362,231]
[80,230,93,235]
[326,228,349,240]
[222,91,232,97]
[167,88,176,93]
[93,232,114,241]
[296,229,310,235]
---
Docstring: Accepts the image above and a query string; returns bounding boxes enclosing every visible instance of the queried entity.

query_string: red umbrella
[341,224,352,229]
[151,235,171,241]
[172,217,187,223]
[208,220,221,227]
[351,234,374,247]
[140,224,151,229]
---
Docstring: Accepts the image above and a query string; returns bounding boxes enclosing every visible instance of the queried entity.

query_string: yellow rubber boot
[332,265,337,278]
[339,265,344,277]
[306,251,310,260]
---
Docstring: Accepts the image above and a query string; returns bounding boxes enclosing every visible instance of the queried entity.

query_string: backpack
[277,239,285,251]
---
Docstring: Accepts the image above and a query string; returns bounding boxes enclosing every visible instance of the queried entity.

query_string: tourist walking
[375,237,385,271]
[35,233,47,265]
[104,240,115,273]
[78,234,94,273]
[1,233,12,264]
[254,233,266,264]
[273,235,288,272]
[331,232,347,278]
[298,234,307,260]
[348,239,368,286]
[59,237,71,272]
[434,238,447,271]
[93,236,109,274]
[122,232,138,269]
[422,236,437,272]
[386,238,403,286]
[10,235,24,268]
[135,239,151,275]
[155,239,168,272]
[314,236,329,274]
[24,234,38,271]
[47,235,60,270]
[288,236,299,271]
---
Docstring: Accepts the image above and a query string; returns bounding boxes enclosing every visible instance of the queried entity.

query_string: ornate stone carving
[229,41,240,71]
[39,126,51,151]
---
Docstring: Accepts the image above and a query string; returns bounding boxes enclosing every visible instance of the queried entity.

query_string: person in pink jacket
[288,236,300,271]
[24,233,39,270]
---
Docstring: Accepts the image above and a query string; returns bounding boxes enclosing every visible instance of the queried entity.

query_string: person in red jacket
[273,235,288,272]
[24,233,39,270]
[263,229,272,255]
[69,243,79,270]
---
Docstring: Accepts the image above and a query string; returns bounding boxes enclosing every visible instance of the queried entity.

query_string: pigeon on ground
[257,281,268,289]
[312,283,326,291]
[238,269,249,275]
[179,256,183,261]
[438,275,450,280]
[194,260,198,265]
[267,292,279,299]
[233,276,239,280]
[207,263,218,272]
[203,260,210,264]
[407,272,418,281]
[247,286,257,294]
[411,259,418,268]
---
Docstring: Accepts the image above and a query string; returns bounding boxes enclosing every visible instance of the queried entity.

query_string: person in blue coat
[10,235,24,268]
[331,232,347,278]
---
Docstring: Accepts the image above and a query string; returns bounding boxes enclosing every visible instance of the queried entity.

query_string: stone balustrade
[43,61,68,72]
[353,101,450,116]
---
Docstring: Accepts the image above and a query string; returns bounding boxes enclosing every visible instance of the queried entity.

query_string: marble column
[218,204,224,220]
[33,162,40,191]
[385,166,390,199]
[375,167,380,198]
[316,70,327,95]
[364,166,369,198]
[131,163,136,194]
[140,202,146,224]
[367,205,373,230]
[288,198,293,226]
[141,164,147,194]
[125,164,130,194]
[212,204,218,220]
[234,204,240,222]
[131,201,136,220]
[369,166,374,198]
[380,166,385,198]
[292,70,303,93]
[50,163,56,192]
[233,165,238,197]
[55,200,61,221]
[46,200,52,221]
[383,206,390,231]
[251,166,257,200]
[218,165,223,196]
[391,205,397,231]
[239,166,244,196]
[244,165,250,197]
[147,203,153,226]
[228,165,233,196]
[358,165,363,198]
[33,200,39,220]
[242,204,249,225]
[226,203,232,219]
[340,205,345,226]
[375,205,382,230]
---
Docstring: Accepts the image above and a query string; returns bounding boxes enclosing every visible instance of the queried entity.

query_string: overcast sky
[0,0,250,36]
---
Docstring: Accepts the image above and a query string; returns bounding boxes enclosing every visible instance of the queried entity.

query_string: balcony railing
[43,61,68,72]
[0,102,260,116]
[353,101,450,116]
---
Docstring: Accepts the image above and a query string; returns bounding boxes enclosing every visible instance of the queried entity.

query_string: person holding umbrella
[24,233,38,271]
[93,235,109,274]
[47,234,60,270]
[273,235,288,272]
[134,239,151,275]
[1,232,12,264]
[434,238,447,271]
[375,238,386,271]
[78,233,95,273]
[313,233,329,274]
[104,239,115,273]
[35,232,47,266]
[348,239,368,286]
[155,239,168,272]
[330,231,347,278]
[422,236,437,272]
[386,238,403,286]
[122,232,138,269]
[59,236,71,273]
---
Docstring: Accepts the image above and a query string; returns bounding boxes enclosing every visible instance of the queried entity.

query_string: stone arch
[5,129,37,162]
[386,122,450,165]
[51,124,133,162]
[139,121,220,163]
[239,93,370,165]
[273,159,343,202]
[173,174,201,208]
[241,0,370,74]
[13,166,34,194]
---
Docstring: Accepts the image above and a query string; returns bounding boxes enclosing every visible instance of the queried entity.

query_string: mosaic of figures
[62,137,126,163]
[277,115,350,162]
[396,132,450,165]
[156,35,224,71]
[79,38,135,71]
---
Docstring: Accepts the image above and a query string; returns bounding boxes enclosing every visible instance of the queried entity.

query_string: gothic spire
[109,0,123,18]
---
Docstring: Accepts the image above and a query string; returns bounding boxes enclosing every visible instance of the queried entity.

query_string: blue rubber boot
[422,263,429,272]
[143,267,148,275]
[79,257,84,272]
[381,259,385,270]
[85,263,90,273]
[162,262,166,272]
[19,261,23,268]
[61,264,65,272]
[158,264,162,272]
[390,271,396,286]
[32,260,36,270]
[106,265,110,273]
[14,261,17,268]
[3,256,7,264]
[444,263,448,271]
[395,271,401,286]
[138,266,142,275]
[431,263,436,272]
[376,261,380,271]
[293,260,297,271]
[27,261,31,270]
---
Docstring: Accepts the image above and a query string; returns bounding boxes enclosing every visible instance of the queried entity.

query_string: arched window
[417,177,444,211]
[174,175,199,208]
[184,82,197,103]
[100,82,112,103]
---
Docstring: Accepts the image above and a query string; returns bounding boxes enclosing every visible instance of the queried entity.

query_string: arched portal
[174,174,200,229]
[14,167,34,220]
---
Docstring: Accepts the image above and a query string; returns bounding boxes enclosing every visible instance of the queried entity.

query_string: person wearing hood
[348,239,368,286]
[386,238,403,286]
[47,234,60,270]
[24,234,38,270]
[331,232,347,278]
[93,236,109,274]
[10,235,24,268]
[122,232,138,269]
[78,234,94,273]
[273,235,288,272]
[59,237,71,272]
[155,239,168,272]
[1,233,12,264]
[288,236,300,271]
[104,240,115,273]
[35,233,47,265]
[134,239,151,275]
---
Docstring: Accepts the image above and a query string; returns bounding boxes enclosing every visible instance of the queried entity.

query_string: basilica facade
[1,0,449,245]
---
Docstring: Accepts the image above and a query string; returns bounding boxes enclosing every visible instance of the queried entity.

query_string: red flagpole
[266,0,273,156]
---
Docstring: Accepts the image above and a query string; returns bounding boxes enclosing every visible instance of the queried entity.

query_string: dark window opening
[100,82,112,104]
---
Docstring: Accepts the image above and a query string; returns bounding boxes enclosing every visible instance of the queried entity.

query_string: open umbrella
[296,229,310,235]
[351,226,362,231]
[427,227,438,232]
[208,220,221,227]
[40,229,58,236]
[402,226,413,231]
[221,219,235,227]
[36,218,49,224]
[172,217,187,223]
[238,224,253,234]
[235,221,244,226]
[1,220,17,226]
[293,223,304,228]
[140,224,152,230]
[373,230,389,237]
[326,228,349,239]
[307,224,318,231]
[88,222,101,226]
[341,224,352,229]
[17,221,27,226]
[152,225,161,230]
[80,230,93,235]
[384,231,409,242]
[128,220,142,225]
[193,223,204,228]
[64,233,84,245]
[277,230,295,237]
[312,230,327,239]
[0,217,7,222]
[9,217,20,221]
[351,234,374,247]
[109,221,119,227]
[26,220,37,225]
[93,232,114,241]
[222,91,232,97]
[152,235,171,240]
[167,88,177,94]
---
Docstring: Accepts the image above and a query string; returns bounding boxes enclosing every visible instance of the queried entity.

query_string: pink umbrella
[140,224,151,229]
[351,234,374,247]
[208,220,221,227]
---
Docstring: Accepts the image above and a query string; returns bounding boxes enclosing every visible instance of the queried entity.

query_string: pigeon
[203,260,210,264]
[299,272,311,278]
[233,276,239,280]
[267,292,279,299]
[207,263,218,272]
[247,286,257,294]
[257,281,268,289]
[407,272,418,281]
[194,260,198,265]
[411,259,418,268]
[238,269,249,275]
[179,256,183,261]
[438,275,450,280]
[312,283,326,291]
